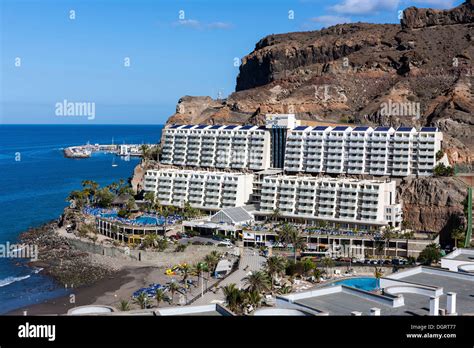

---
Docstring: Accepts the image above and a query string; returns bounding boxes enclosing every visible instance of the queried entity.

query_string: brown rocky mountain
[167,0,473,164]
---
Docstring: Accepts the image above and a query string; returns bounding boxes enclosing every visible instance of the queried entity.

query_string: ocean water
[0,125,162,314]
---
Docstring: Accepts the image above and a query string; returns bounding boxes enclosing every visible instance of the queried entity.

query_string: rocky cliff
[166,0,473,164]
[398,177,467,238]
[401,0,474,29]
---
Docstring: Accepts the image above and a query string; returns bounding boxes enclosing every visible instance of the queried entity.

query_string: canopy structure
[210,206,254,226]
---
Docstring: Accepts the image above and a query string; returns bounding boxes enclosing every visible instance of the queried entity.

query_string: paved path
[192,247,266,305]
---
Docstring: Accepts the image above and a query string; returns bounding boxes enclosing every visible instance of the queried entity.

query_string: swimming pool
[100,213,161,226]
[331,277,378,291]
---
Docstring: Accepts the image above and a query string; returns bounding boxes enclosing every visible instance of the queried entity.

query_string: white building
[160,124,271,170]
[143,169,254,211]
[441,248,474,273]
[284,126,443,176]
[259,175,402,229]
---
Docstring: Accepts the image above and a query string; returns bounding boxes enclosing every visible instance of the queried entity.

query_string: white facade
[143,169,254,210]
[284,126,443,176]
[259,176,402,228]
[161,124,271,170]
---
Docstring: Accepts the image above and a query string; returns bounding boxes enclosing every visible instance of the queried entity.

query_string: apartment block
[143,169,254,211]
[160,124,271,170]
[259,176,402,229]
[284,126,442,176]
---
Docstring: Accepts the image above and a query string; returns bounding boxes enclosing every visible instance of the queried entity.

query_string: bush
[433,163,454,177]
[285,260,304,277]
[436,150,444,161]
[117,209,130,218]
[417,243,442,265]
[175,244,187,252]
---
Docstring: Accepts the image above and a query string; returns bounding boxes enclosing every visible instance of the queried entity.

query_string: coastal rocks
[20,223,115,287]
[398,177,467,239]
[401,0,474,29]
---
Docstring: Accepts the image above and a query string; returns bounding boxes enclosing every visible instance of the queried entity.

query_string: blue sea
[0,125,163,314]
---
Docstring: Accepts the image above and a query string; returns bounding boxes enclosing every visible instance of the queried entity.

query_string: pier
[63,143,153,159]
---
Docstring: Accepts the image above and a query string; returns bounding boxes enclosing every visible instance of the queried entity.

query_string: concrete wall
[68,238,225,267]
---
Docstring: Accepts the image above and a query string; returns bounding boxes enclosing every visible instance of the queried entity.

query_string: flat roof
[295,291,393,316]
[385,267,474,315]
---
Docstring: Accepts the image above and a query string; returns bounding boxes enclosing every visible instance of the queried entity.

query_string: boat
[112,157,118,167]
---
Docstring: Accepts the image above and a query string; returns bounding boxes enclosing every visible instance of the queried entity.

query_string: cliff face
[398,177,467,238]
[401,0,474,29]
[166,1,473,164]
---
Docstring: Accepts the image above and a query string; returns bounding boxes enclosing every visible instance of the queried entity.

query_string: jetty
[63,143,153,159]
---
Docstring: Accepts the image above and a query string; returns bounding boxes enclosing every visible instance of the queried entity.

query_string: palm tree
[143,191,155,212]
[222,283,244,313]
[313,268,323,283]
[118,299,130,311]
[278,224,306,262]
[246,290,262,309]
[133,292,148,309]
[168,281,179,304]
[155,289,166,307]
[451,228,465,248]
[243,271,270,293]
[193,262,208,293]
[180,263,191,292]
[265,256,286,290]
[205,251,221,278]
[140,144,150,162]
[383,226,396,257]
[270,208,281,222]
[374,266,383,288]
[320,257,334,278]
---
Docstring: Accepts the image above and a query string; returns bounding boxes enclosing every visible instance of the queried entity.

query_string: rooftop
[278,267,474,316]
[156,304,234,316]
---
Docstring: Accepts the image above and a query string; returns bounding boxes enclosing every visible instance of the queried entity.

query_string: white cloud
[207,22,233,30]
[406,0,456,8]
[331,0,400,15]
[310,15,352,26]
[172,19,232,30]
[173,19,201,28]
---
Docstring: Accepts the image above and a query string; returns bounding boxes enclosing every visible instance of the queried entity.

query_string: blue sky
[0,0,462,124]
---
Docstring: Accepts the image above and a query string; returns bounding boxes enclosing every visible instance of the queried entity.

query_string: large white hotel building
[160,122,442,177]
[284,125,443,176]
[160,124,271,170]
[143,115,444,230]
[144,169,254,211]
[260,176,402,229]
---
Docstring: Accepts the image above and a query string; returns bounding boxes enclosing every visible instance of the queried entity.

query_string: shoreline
[6,267,137,315]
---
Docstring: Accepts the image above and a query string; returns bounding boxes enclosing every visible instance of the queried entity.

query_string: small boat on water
[112,157,118,167]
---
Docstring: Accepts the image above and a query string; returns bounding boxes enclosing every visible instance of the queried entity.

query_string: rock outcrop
[401,0,474,29]
[165,1,473,164]
[398,177,467,237]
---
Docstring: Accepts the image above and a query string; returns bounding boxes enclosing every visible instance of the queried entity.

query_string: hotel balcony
[297,207,314,214]
[318,206,335,213]
[348,168,364,174]
[319,192,336,199]
[298,198,315,204]
[370,169,387,176]
[298,190,316,197]
[361,202,379,209]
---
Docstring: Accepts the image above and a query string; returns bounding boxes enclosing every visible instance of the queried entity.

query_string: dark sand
[6,268,145,315]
